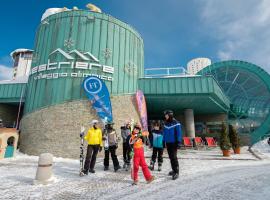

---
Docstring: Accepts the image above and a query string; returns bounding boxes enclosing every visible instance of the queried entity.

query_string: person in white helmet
[82,120,103,175]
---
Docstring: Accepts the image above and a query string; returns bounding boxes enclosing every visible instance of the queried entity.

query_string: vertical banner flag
[135,90,148,135]
[82,76,113,123]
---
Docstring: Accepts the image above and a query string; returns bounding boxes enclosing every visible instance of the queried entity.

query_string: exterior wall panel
[24,10,144,114]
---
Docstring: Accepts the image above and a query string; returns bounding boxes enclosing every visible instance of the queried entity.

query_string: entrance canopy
[138,76,230,119]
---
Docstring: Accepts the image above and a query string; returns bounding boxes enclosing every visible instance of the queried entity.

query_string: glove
[115,143,118,149]
[117,137,121,142]
[80,126,85,137]
[129,150,134,158]
[177,142,182,149]
[145,138,150,146]
[99,146,102,152]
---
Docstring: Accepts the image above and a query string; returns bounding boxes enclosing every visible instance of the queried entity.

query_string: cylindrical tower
[20,9,144,158]
[187,57,211,75]
[10,49,33,79]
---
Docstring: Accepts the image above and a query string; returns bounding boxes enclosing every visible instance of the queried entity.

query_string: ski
[79,126,85,176]
[130,149,134,180]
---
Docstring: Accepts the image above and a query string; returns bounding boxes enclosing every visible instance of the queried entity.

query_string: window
[23,53,33,59]
[13,55,19,67]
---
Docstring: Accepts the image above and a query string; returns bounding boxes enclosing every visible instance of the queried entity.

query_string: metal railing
[144,67,196,78]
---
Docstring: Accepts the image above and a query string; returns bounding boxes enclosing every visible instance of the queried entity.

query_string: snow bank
[251,137,270,158]
[10,48,33,57]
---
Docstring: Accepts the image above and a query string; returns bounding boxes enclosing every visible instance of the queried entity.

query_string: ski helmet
[133,123,141,130]
[91,119,99,125]
[164,110,174,116]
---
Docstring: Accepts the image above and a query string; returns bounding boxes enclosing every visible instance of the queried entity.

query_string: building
[10,49,33,79]
[198,60,270,144]
[0,7,269,158]
[187,57,211,75]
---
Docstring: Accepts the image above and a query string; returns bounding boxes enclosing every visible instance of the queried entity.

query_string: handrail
[144,66,191,77]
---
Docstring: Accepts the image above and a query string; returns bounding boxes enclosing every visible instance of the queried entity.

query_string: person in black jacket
[121,121,132,170]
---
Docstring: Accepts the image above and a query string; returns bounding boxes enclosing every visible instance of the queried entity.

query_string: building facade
[19,9,144,158]
[0,8,269,158]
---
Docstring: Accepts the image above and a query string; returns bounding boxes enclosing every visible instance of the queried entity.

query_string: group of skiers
[81,110,182,185]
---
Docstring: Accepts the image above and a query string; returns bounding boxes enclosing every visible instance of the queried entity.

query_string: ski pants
[84,145,99,171]
[166,143,179,174]
[123,142,131,164]
[104,145,120,168]
[133,147,152,181]
[151,147,164,165]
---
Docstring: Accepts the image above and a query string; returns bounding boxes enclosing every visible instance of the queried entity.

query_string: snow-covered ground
[251,137,270,159]
[0,145,270,200]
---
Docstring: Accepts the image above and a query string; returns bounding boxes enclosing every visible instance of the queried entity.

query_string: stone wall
[20,95,140,158]
[0,104,19,127]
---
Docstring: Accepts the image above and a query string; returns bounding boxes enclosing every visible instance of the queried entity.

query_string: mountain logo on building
[49,48,100,62]
[31,48,114,77]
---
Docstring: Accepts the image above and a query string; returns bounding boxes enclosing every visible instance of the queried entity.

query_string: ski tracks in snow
[101,163,270,200]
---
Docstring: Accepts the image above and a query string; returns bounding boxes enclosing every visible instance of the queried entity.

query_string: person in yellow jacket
[83,119,103,175]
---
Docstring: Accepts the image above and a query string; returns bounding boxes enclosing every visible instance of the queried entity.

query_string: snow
[41,8,70,21]
[0,147,270,200]
[251,137,270,159]
[10,49,33,58]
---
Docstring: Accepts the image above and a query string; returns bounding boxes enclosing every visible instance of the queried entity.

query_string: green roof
[138,76,230,119]
[0,82,26,103]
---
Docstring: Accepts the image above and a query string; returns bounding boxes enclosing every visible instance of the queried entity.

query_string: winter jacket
[129,131,147,149]
[103,128,119,147]
[84,127,103,146]
[121,126,131,142]
[163,119,182,144]
[149,129,164,148]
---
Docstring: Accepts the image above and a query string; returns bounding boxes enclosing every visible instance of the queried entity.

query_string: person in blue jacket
[149,120,164,171]
[163,110,182,180]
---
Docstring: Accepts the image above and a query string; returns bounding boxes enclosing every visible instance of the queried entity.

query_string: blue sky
[1,0,270,79]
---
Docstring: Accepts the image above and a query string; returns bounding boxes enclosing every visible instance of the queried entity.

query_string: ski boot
[123,162,127,169]
[147,176,155,184]
[172,173,179,180]
[126,163,130,171]
[158,163,162,171]
[168,171,174,176]
[104,166,109,171]
[89,169,95,173]
[80,170,88,176]
[132,180,138,186]
[148,161,155,171]
[114,165,121,172]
